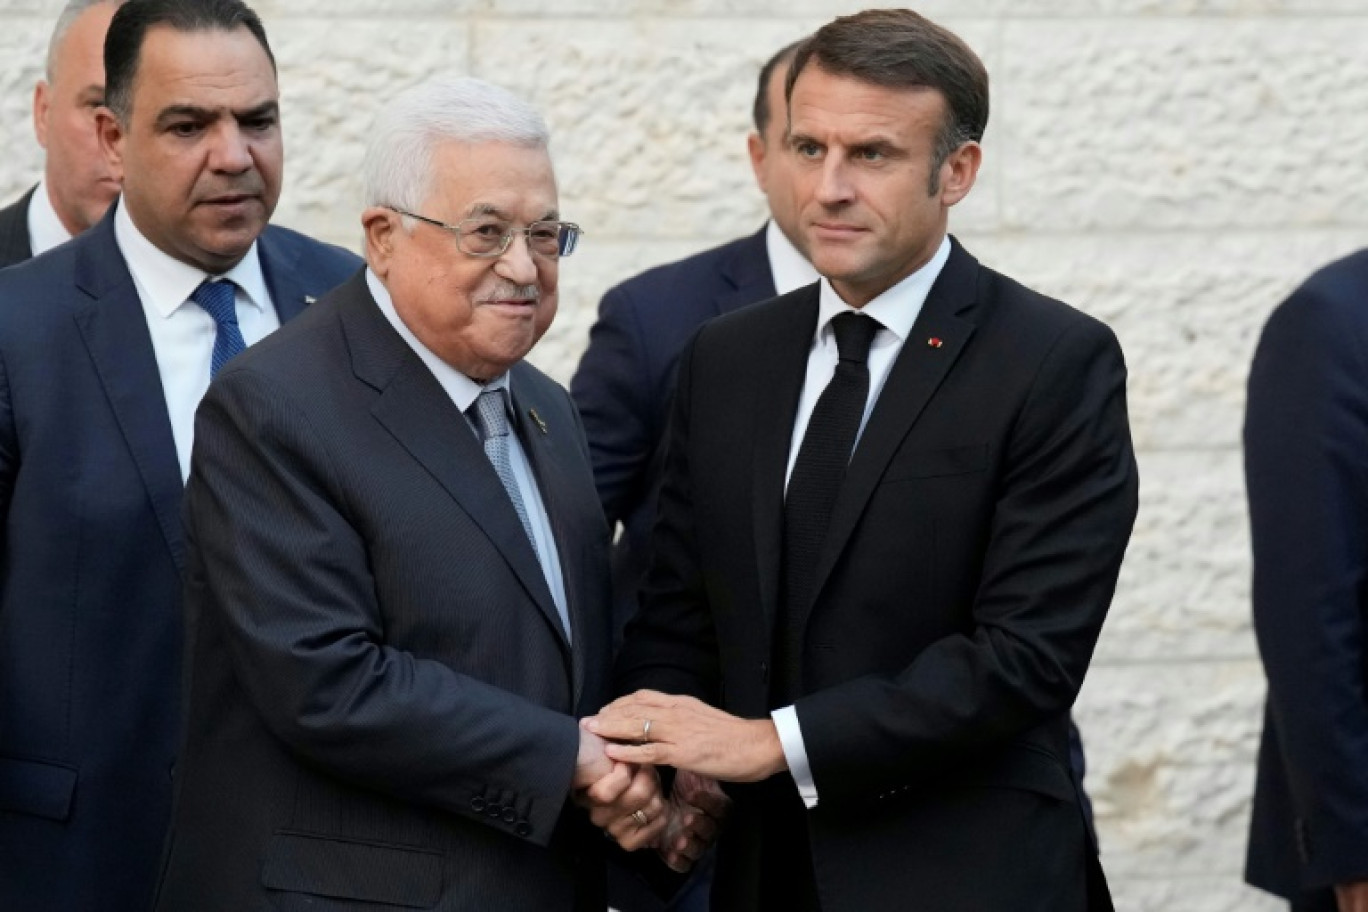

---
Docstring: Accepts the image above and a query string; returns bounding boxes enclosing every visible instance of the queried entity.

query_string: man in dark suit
[153,74,662,912]
[0,2,359,909]
[0,0,125,268]
[588,10,1138,911]
[571,40,805,651]
[1245,252,1368,912]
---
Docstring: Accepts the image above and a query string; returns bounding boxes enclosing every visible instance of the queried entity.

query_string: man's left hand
[584,690,787,783]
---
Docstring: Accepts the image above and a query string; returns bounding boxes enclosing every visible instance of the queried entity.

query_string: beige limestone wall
[4,2,1357,909]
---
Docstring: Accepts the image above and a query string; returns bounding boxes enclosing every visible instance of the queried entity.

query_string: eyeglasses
[388,207,582,259]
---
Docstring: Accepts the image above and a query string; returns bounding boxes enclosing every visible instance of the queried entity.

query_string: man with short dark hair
[589,10,1137,910]
[0,1,358,908]
[0,0,125,267]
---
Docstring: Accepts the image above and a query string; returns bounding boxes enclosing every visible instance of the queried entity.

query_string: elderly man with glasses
[153,75,659,912]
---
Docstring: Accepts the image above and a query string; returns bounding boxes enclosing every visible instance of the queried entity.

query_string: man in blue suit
[1245,252,1368,912]
[0,1,358,909]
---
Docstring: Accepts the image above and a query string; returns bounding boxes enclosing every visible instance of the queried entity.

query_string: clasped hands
[574,690,788,872]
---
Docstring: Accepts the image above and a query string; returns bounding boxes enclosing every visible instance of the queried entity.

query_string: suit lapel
[0,187,35,267]
[71,215,187,572]
[750,286,820,631]
[509,373,584,699]
[801,242,980,625]
[715,227,778,316]
[342,278,568,656]
[256,227,311,321]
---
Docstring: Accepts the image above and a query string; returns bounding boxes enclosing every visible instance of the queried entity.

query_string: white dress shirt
[765,220,821,296]
[366,269,572,640]
[114,197,279,482]
[771,234,953,809]
[26,180,74,257]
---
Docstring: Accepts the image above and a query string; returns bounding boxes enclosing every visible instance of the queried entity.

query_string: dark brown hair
[787,9,989,180]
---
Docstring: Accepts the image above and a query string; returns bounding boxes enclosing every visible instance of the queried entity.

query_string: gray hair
[45,0,125,82]
[362,75,550,214]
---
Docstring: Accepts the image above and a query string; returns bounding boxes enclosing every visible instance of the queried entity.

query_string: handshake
[571,689,791,872]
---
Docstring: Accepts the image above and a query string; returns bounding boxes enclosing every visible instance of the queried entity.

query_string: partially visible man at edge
[0,0,359,908]
[0,0,125,267]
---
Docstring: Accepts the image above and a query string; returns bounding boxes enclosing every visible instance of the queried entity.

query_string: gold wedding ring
[642,718,653,743]
[632,809,649,827]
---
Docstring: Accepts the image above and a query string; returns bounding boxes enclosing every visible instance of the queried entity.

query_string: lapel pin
[304,295,317,305]
[928,337,944,349]
[528,408,548,435]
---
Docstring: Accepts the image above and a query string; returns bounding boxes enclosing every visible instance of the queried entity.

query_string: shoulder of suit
[261,224,363,272]
[601,233,763,306]
[1260,247,1368,340]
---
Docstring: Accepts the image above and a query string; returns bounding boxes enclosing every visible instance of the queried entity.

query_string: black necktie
[774,311,881,704]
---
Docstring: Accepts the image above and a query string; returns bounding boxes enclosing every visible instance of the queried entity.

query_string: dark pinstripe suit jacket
[154,271,613,912]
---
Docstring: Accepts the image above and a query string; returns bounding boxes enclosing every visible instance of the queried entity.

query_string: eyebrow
[466,203,561,221]
[153,100,279,129]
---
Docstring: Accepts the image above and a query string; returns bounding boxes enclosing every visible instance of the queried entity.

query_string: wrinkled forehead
[426,141,559,220]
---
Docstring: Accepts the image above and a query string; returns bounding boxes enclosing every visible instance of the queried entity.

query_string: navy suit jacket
[0,205,359,912]
[1245,249,1368,900]
[570,226,775,641]
[0,187,34,269]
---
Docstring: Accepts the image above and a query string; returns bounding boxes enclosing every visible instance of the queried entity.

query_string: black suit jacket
[617,239,1138,912]
[0,187,34,268]
[153,272,613,911]
[1245,250,1368,901]
[0,207,359,912]
[571,226,775,640]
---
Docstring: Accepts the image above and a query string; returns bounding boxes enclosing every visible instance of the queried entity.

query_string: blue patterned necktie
[471,389,540,558]
[192,279,245,378]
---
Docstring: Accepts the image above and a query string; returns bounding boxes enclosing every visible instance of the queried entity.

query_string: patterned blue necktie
[192,279,245,378]
[472,389,539,557]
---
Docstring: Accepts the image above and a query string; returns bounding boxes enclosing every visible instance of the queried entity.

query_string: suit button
[760,661,769,682]
[502,807,517,824]
[470,796,486,813]
[487,803,504,819]
[515,820,532,837]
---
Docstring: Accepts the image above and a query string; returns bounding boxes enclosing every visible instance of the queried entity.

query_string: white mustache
[479,284,539,304]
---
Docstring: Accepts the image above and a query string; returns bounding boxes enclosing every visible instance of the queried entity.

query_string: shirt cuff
[771,704,819,809]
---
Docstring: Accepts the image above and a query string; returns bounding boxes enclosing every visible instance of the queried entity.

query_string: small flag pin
[927,337,944,349]
[304,295,317,305]
[529,408,548,435]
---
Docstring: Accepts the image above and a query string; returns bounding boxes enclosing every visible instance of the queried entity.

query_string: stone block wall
[2,1,1356,909]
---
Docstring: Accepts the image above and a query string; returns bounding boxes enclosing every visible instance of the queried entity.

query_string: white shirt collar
[365,268,509,417]
[113,196,269,319]
[765,220,821,297]
[26,179,74,257]
[814,234,952,344]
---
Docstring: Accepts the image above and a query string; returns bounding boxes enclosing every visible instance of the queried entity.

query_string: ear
[95,107,125,182]
[33,81,50,150]
[746,131,768,193]
[361,206,400,279]
[939,141,982,208]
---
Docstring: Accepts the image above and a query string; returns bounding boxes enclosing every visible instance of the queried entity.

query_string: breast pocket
[882,443,989,482]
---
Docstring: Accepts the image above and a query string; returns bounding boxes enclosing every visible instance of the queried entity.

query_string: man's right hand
[658,771,731,872]
[1337,882,1368,912]
[573,729,667,851]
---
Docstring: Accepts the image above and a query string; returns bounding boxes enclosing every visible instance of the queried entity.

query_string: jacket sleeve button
[470,796,486,813]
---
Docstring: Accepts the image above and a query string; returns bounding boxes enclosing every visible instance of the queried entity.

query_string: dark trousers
[756,777,822,912]
[1292,890,1337,912]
